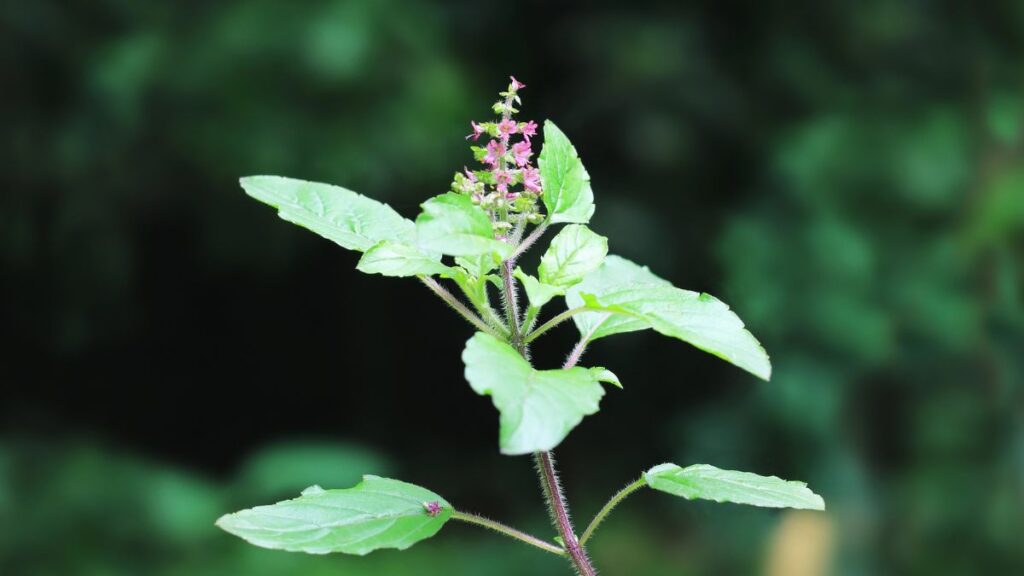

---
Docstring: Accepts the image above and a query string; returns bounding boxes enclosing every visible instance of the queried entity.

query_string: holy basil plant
[217,77,824,575]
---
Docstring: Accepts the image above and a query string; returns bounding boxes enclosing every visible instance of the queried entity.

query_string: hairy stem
[535,451,597,576]
[509,220,550,262]
[564,337,589,370]
[500,260,524,352]
[579,477,647,546]
[524,306,591,343]
[420,276,501,338]
[452,510,566,556]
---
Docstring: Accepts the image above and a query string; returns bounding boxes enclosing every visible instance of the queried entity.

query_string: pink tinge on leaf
[466,121,486,141]
[522,167,542,193]
[483,140,506,166]
[510,76,526,91]
[511,141,532,167]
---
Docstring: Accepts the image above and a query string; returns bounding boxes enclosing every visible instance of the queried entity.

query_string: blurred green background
[2,1,1023,575]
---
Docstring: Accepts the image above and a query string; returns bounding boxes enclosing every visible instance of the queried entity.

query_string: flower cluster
[450,76,544,233]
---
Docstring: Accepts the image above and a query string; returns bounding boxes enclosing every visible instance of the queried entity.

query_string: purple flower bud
[423,501,443,517]
[510,76,526,91]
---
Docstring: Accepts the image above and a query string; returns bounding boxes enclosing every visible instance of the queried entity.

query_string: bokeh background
[3,1,1023,575]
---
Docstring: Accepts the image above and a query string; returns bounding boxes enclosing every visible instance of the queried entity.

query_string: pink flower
[510,76,526,91]
[466,121,486,141]
[483,139,505,166]
[519,120,538,140]
[494,169,513,193]
[511,141,532,167]
[522,167,542,193]
[497,119,518,141]
[464,167,477,181]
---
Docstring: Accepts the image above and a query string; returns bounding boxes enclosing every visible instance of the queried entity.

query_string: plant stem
[535,451,597,576]
[509,220,549,262]
[500,260,524,352]
[420,276,501,338]
[452,510,566,556]
[564,337,589,370]
[524,306,590,343]
[579,477,647,546]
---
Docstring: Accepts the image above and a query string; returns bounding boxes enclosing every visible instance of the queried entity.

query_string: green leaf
[461,332,617,455]
[514,268,565,308]
[565,255,671,340]
[455,253,500,278]
[539,121,595,224]
[644,463,825,510]
[240,176,416,252]
[416,193,512,258]
[538,225,608,288]
[356,241,452,277]
[216,476,452,555]
[567,255,771,380]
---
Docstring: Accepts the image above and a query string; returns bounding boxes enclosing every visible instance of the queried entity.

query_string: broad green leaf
[416,193,512,258]
[644,463,825,510]
[240,176,415,252]
[216,476,452,555]
[566,255,671,340]
[539,121,595,224]
[567,255,771,380]
[356,241,452,277]
[462,332,618,455]
[538,224,608,288]
[514,268,565,308]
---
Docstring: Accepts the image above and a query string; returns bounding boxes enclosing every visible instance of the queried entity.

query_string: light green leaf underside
[514,268,565,308]
[240,176,415,252]
[645,463,825,510]
[539,121,595,224]
[216,476,451,555]
[415,193,512,258]
[538,224,608,288]
[357,241,452,277]
[461,332,617,455]
[566,255,771,380]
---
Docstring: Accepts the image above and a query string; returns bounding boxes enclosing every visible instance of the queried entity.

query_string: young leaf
[462,332,619,455]
[357,241,452,277]
[216,476,453,555]
[240,176,416,252]
[567,255,771,380]
[538,224,608,288]
[444,267,495,317]
[416,193,512,258]
[539,121,595,224]
[455,253,500,278]
[644,464,825,510]
[514,268,565,308]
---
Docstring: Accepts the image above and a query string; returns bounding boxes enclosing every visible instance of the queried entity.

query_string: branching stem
[452,510,566,556]
[579,477,647,546]
[420,276,501,338]
[524,306,591,343]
